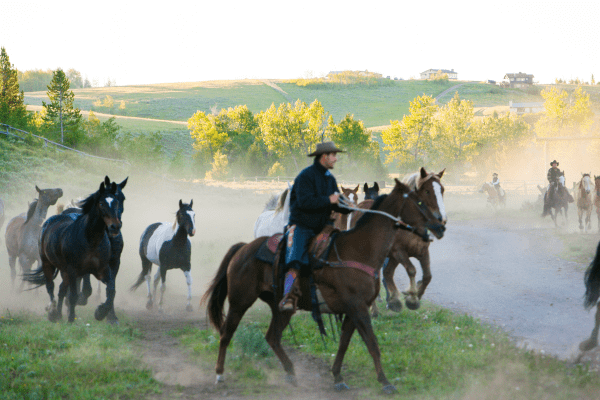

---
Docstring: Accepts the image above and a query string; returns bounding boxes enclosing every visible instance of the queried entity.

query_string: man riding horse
[545,160,574,205]
[279,141,352,312]
[491,173,503,197]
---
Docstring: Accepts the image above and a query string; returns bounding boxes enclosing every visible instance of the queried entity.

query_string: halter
[337,191,431,241]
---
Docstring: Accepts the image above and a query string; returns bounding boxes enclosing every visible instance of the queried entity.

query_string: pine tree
[0,47,28,128]
[42,68,83,145]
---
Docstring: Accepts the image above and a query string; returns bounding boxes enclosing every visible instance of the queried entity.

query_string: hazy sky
[2,0,599,86]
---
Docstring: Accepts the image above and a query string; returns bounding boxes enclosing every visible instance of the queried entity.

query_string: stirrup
[279,297,296,312]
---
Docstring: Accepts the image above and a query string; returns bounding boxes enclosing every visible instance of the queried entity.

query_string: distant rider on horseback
[491,173,503,197]
[543,160,574,216]
[279,141,351,313]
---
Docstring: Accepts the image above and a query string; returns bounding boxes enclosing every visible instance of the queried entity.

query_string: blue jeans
[284,224,315,273]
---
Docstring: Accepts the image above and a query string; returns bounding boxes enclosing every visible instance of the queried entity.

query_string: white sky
[2,0,599,86]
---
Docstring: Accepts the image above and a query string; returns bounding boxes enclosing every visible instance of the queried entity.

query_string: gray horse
[5,186,63,286]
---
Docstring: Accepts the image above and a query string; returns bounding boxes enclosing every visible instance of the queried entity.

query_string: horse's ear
[420,167,428,179]
[35,185,40,193]
[373,182,379,191]
[354,185,359,192]
[99,181,105,191]
[179,199,183,208]
[104,176,111,186]
[437,168,446,178]
[364,183,368,192]
[119,177,128,189]
[190,199,193,208]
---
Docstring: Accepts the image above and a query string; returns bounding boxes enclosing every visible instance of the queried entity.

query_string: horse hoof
[77,295,88,306]
[405,296,421,311]
[382,384,398,394]
[186,305,193,312]
[285,374,298,387]
[215,374,224,384]
[579,338,598,352]
[95,305,110,321]
[48,310,61,322]
[334,382,350,391]
[372,311,380,319]
[146,301,153,310]
[386,299,403,313]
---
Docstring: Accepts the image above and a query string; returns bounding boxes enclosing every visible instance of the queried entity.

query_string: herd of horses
[3,168,600,393]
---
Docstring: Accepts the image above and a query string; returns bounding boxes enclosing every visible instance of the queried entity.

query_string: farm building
[504,72,534,88]
[509,101,544,115]
[420,69,458,80]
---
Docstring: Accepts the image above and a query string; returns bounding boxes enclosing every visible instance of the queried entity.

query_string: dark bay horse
[595,176,600,232]
[579,240,600,352]
[575,173,593,232]
[5,186,63,285]
[353,168,447,315]
[23,178,122,323]
[542,172,569,227]
[333,185,359,231]
[363,182,380,200]
[131,200,196,312]
[202,179,445,393]
[63,177,128,323]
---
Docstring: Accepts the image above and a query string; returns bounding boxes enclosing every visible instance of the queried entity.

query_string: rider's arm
[293,172,331,212]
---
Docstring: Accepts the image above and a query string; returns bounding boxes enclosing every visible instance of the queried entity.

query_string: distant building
[509,101,544,115]
[420,69,458,80]
[504,72,534,88]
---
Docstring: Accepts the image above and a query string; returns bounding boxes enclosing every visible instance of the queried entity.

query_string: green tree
[0,47,28,128]
[17,69,54,92]
[382,94,438,170]
[42,68,83,145]
[66,69,83,88]
[535,86,594,137]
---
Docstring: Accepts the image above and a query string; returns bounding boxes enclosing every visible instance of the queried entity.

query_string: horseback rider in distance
[491,173,503,197]
[545,160,574,208]
[279,141,352,312]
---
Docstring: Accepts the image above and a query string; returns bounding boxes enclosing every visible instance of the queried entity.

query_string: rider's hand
[329,193,340,204]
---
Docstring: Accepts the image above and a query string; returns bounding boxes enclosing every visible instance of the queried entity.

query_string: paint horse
[63,177,127,323]
[6,186,63,286]
[363,182,380,201]
[353,168,447,316]
[253,184,292,238]
[131,200,196,312]
[333,185,359,231]
[23,178,122,323]
[575,173,593,232]
[595,176,600,232]
[202,179,445,393]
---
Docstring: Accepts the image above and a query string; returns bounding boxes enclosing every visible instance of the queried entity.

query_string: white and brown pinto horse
[334,185,359,231]
[575,173,593,232]
[349,167,447,315]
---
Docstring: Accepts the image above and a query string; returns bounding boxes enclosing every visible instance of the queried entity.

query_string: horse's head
[389,179,445,241]
[558,173,565,187]
[104,176,128,222]
[363,182,380,200]
[81,179,122,237]
[414,167,447,225]
[581,173,592,195]
[341,185,359,206]
[35,185,63,207]
[177,199,196,237]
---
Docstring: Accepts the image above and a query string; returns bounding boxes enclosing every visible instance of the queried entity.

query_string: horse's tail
[201,242,246,330]
[22,266,57,289]
[130,258,152,291]
[584,240,600,309]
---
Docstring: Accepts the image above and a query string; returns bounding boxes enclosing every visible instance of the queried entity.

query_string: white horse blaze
[187,210,196,231]
[105,196,114,207]
[432,182,447,222]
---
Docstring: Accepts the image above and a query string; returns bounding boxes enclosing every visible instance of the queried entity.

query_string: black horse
[131,200,196,312]
[542,172,569,227]
[62,177,127,324]
[363,182,380,200]
[23,178,123,323]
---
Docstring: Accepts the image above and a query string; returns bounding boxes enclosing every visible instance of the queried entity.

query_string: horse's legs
[578,208,584,231]
[66,274,79,323]
[416,252,432,300]
[77,275,92,306]
[106,235,123,323]
[45,279,61,322]
[580,302,600,351]
[144,266,154,309]
[215,303,255,383]
[264,303,296,383]
[184,270,193,312]
[382,256,403,313]
[8,254,17,287]
[56,280,69,320]
[95,267,116,322]
[18,254,33,292]
[331,315,356,390]
[155,270,166,312]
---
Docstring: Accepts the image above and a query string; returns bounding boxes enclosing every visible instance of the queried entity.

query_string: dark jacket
[288,159,350,233]
[547,167,562,183]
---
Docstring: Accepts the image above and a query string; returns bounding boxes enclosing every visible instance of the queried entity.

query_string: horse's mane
[352,194,388,231]
[403,171,437,191]
[275,188,289,213]
[25,199,38,224]
[263,188,288,213]
[79,182,116,215]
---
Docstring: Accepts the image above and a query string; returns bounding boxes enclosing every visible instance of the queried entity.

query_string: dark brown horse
[5,186,63,286]
[23,178,122,323]
[579,240,600,352]
[202,179,445,393]
[595,176,600,232]
[351,168,446,315]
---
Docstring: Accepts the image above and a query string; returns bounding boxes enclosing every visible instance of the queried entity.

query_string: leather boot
[279,269,300,312]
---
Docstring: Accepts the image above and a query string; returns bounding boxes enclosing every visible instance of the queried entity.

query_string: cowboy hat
[550,160,559,166]
[307,141,345,157]
[492,172,498,176]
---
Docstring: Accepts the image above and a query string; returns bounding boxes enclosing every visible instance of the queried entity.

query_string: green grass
[173,302,600,399]
[0,310,161,400]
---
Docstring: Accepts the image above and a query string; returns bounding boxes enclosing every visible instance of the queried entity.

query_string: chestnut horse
[5,186,63,286]
[202,179,445,393]
[352,168,446,315]
[575,173,593,232]
[23,178,123,323]
[333,185,359,231]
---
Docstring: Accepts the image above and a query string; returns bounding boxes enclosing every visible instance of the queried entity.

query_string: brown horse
[594,176,600,232]
[575,173,593,232]
[333,185,359,231]
[202,179,445,393]
[5,186,63,285]
[479,181,505,208]
[351,168,447,315]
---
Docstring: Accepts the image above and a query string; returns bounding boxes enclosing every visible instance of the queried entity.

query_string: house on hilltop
[504,72,534,88]
[509,101,544,115]
[420,69,458,80]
